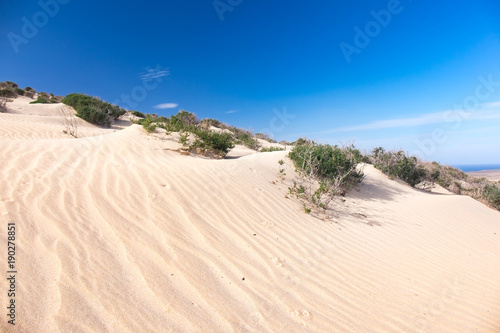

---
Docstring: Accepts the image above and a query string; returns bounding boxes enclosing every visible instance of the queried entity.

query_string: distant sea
[453,164,500,172]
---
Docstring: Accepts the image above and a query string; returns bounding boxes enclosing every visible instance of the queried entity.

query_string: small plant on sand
[261,146,285,152]
[179,132,190,146]
[60,105,78,138]
[140,116,158,133]
[288,140,364,212]
[277,159,286,178]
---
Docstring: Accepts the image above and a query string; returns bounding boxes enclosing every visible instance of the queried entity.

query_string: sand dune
[1,98,500,332]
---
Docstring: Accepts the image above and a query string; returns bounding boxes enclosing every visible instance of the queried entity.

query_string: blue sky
[1,0,500,164]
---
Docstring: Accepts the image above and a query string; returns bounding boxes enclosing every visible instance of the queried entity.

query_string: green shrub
[139,116,158,133]
[291,137,309,146]
[288,141,364,210]
[0,89,17,98]
[24,87,34,92]
[5,81,18,88]
[190,129,234,157]
[30,96,50,104]
[179,132,190,146]
[15,88,25,96]
[370,148,426,187]
[61,93,126,127]
[260,146,285,152]
[233,130,260,150]
[483,184,500,210]
[131,111,146,118]
[200,118,225,129]
[166,110,199,132]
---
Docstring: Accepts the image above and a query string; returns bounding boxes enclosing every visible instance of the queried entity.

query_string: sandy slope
[1,98,500,332]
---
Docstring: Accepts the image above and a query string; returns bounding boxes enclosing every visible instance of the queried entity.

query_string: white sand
[1,97,500,332]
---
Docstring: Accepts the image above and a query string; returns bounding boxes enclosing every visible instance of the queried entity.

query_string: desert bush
[62,93,126,127]
[179,132,190,146]
[30,95,58,104]
[5,81,18,88]
[260,146,285,152]
[0,88,17,98]
[168,111,198,131]
[288,141,364,210]
[139,116,158,133]
[23,87,36,98]
[0,98,7,112]
[233,129,260,150]
[199,118,225,129]
[15,88,25,96]
[131,111,146,118]
[190,129,234,157]
[139,110,198,133]
[483,184,500,210]
[60,105,78,138]
[30,96,50,104]
[370,148,426,187]
[255,132,277,143]
[292,137,309,146]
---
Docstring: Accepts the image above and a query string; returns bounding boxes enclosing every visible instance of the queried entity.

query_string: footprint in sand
[260,221,275,227]
[271,257,285,267]
[288,308,313,325]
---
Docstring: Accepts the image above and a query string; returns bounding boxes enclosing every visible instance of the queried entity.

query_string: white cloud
[226,110,238,114]
[481,101,500,108]
[328,104,500,133]
[154,103,178,109]
[139,65,169,81]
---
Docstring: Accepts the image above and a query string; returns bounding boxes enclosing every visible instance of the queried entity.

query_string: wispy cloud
[154,103,178,109]
[226,110,238,114]
[139,65,169,81]
[328,102,500,133]
[481,101,500,108]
